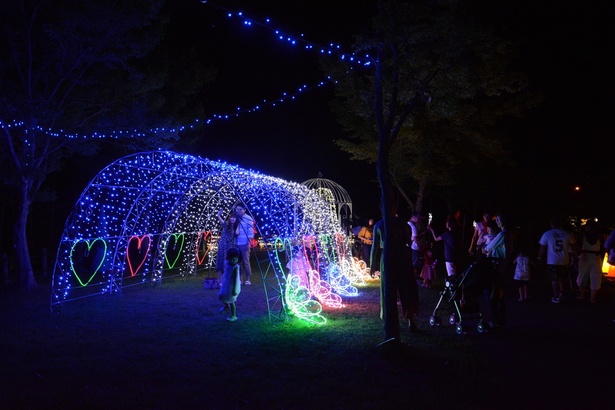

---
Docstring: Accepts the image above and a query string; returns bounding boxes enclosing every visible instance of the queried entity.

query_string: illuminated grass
[1,274,498,409]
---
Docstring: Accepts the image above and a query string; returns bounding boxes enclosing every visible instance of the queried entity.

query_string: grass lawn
[2,263,614,409]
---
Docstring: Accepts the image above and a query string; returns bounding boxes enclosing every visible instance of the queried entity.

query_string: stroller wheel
[449,314,457,325]
[455,323,464,334]
[429,316,441,327]
[477,322,485,333]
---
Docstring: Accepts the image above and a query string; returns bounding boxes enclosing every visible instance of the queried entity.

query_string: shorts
[445,261,456,277]
[547,264,569,282]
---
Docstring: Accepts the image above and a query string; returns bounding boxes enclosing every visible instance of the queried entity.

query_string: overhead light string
[1,2,371,140]
[200,0,373,67]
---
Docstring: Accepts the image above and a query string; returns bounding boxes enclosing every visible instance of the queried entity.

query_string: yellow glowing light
[602,254,615,277]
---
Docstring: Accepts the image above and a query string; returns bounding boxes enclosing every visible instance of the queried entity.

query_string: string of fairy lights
[1,1,372,140]
[51,151,366,324]
[39,4,377,324]
[203,1,372,66]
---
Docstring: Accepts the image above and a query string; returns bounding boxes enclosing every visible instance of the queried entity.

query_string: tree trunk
[15,183,37,291]
[394,177,427,215]
[415,179,427,214]
[378,162,401,343]
[374,43,400,343]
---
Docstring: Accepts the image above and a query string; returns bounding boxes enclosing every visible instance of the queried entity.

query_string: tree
[0,0,208,290]
[327,0,531,215]
[325,0,531,345]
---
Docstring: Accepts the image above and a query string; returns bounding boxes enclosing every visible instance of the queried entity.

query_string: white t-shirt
[475,221,489,247]
[408,220,420,251]
[538,228,574,265]
[236,213,254,246]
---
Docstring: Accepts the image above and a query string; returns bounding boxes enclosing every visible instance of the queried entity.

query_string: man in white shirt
[407,212,425,283]
[538,216,576,303]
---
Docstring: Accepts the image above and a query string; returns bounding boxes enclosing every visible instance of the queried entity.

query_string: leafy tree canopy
[324,0,536,212]
[0,0,213,290]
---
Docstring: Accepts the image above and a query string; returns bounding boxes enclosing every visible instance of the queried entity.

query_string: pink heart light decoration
[126,235,151,277]
[195,231,212,265]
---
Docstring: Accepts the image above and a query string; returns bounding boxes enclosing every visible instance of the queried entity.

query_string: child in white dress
[218,247,242,321]
[513,248,531,301]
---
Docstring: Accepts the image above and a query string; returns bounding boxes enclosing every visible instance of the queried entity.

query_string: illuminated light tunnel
[50,151,361,323]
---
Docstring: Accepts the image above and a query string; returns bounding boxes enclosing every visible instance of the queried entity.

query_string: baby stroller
[429,261,488,334]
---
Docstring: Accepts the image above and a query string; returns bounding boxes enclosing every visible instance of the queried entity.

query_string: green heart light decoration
[164,233,185,269]
[69,238,107,286]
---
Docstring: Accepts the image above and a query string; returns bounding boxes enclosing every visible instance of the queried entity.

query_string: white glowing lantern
[302,177,352,232]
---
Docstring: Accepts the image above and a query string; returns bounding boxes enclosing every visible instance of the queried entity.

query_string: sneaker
[244,280,251,285]
[227,316,237,322]
[551,297,560,304]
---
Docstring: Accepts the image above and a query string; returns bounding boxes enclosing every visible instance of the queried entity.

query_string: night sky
[159,1,614,227]
[169,1,376,180]
[45,1,614,234]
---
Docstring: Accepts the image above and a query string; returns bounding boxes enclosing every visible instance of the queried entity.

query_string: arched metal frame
[301,178,353,235]
[51,151,362,323]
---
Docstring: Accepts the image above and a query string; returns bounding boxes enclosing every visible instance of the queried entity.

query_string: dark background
[2,0,614,272]
[165,0,614,226]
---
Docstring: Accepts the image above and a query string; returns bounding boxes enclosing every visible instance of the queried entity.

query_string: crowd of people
[217,203,615,325]
[354,210,615,329]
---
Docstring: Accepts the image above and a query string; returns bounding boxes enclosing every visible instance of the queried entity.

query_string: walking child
[218,247,242,321]
[513,247,532,301]
[420,248,437,288]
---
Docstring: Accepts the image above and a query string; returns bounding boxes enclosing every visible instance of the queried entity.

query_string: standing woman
[234,204,255,285]
[482,211,513,328]
[358,218,375,268]
[216,210,238,287]
[576,220,602,303]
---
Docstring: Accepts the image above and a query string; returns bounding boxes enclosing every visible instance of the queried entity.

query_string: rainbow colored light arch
[51,151,361,323]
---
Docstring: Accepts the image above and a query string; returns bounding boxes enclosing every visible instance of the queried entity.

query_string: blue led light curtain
[50,151,349,307]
